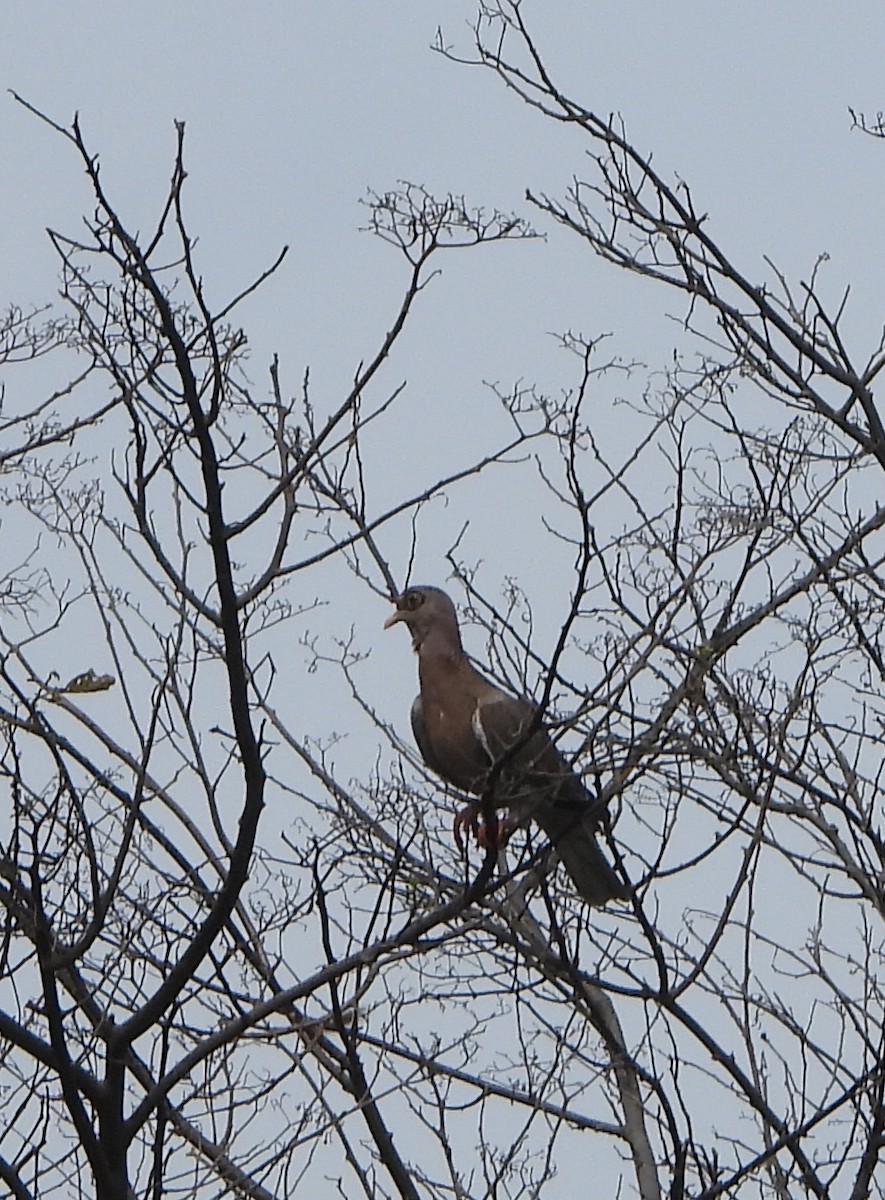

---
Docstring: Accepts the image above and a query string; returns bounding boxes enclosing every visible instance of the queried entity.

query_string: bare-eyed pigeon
[385,585,628,906]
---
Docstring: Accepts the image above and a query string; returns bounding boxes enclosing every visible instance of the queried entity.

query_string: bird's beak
[384,608,405,630]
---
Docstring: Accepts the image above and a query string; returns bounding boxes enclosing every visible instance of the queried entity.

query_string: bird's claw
[453,804,513,853]
[453,803,481,853]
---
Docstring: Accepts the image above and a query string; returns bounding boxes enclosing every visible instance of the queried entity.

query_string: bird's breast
[423,703,489,793]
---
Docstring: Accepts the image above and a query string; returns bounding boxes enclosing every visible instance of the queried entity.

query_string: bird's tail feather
[539,813,629,907]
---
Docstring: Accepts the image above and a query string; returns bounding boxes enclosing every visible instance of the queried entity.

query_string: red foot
[453,804,514,852]
[453,803,481,852]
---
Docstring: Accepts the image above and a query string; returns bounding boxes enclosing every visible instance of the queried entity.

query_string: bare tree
[1,5,884,1194]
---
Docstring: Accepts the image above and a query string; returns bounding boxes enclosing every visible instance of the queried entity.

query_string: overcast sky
[3,4,885,1192]
[3,5,884,796]
[4,0,885,858]
[5,0,880,704]
[5,2,884,393]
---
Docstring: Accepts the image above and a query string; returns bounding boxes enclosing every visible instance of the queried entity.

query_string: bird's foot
[482,815,515,848]
[453,804,513,852]
[453,803,481,852]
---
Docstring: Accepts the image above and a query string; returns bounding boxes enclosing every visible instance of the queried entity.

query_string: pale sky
[5,3,883,400]
[2,4,884,1193]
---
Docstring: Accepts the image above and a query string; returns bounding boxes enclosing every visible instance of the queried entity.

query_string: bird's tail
[539,811,629,907]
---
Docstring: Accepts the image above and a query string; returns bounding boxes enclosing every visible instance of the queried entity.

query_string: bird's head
[384,585,461,651]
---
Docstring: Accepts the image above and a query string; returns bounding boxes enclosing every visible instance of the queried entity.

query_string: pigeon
[385,585,627,905]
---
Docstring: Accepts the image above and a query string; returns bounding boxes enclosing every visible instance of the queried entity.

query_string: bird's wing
[477,694,629,905]
[474,692,572,804]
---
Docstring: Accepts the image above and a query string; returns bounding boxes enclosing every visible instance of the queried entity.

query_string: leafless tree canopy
[2,8,885,1198]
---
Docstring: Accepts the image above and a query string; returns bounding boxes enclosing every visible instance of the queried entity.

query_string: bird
[384,585,628,906]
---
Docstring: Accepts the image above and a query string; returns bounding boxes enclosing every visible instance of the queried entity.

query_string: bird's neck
[416,626,464,692]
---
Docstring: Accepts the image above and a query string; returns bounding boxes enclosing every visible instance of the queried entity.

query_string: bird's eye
[405,590,424,611]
